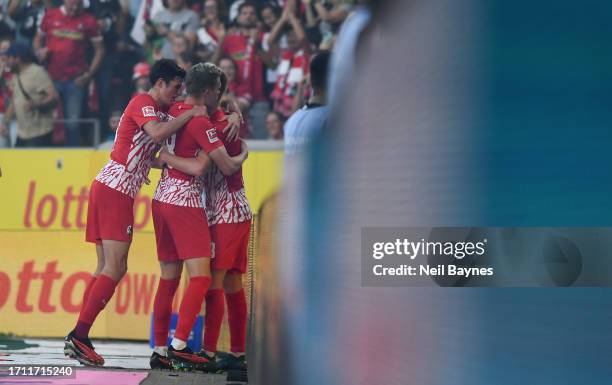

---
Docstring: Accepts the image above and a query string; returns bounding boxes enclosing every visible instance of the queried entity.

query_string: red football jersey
[40,7,101,81]
[204,108,252,224]
[153,102,224,207]
[96,94,167,198]
[222,33,265,102]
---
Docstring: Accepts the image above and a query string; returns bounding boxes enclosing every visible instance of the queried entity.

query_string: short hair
[178,51,198,66]
[150,59,186,86]
[260,2,281,18]
[185,62,223,97]
[238,0,257,14]
[309,50,331,91]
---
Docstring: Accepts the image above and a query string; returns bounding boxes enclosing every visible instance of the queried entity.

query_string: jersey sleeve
[189,119,225,154]
[130,96,161,128]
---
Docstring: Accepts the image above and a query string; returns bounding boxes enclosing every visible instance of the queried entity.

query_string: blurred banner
[0,149,281,231]
[0,148,281,339]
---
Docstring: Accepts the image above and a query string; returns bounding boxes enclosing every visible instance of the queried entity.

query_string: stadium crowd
[0,0,354,147]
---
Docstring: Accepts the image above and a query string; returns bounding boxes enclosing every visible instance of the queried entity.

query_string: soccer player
[149,62,248,371]
[64,59,208,366]
[159,70,252,373]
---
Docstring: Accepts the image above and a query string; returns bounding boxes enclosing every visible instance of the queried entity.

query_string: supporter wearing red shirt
[268,4,310,118]
[33,0,105,147]
[213,1,276,139]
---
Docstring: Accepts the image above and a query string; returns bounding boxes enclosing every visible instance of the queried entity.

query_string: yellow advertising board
[0,149,282,339]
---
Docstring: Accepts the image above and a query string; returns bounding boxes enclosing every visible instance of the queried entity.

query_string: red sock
[153,278,180,347]
[226,288,247,353]
[174,276,211,342]
[75,274,117,339]
[203,288,225,352]
[78,275,97,319]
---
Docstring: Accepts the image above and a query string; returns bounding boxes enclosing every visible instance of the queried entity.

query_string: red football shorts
[86,180,134,244]
[152,200,212,262]
[210,221,251,274]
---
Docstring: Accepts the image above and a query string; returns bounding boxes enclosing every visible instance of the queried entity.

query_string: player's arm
[142,106,207,144]
[159,149,212,176]
[208,139,248,176]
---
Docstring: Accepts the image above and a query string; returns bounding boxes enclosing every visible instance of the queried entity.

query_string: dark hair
[149,59,186,86]
[219,55,237,71]
[178,51,198,66]
[260,2,281,19]
[267,110,285,123]
[238,1,257,14]
[185,62,223,97]
[310,50,331,91]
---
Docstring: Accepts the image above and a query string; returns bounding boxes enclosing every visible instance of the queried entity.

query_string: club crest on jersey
[206,128,219,143]
[127,225,133,235]
[142,106,156,117]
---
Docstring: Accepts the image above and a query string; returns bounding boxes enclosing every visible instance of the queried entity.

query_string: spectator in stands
[176,50,196,71]
[284,50,329,155]
[219,56,250,113]
[132,61,150,95]
[171,33,189,58]
[152,0,198,60]
[260,2,282,97]
[7,0,47,46]
[201,0,225,42]
[307,0,352,50]
[195,0,224,62]
[88,0,121,142]
[213,0,274,139]
[268,3,310,118]
[220,55,252,137]
[1,42,59,147]
[266,110,284,140]
[33,0,105,147]
[0,37,13,147]
[98,109,121,149]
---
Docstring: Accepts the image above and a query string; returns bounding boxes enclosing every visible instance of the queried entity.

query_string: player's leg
[150,199,182,369]
[224,272,247,352]
[65,241,129,366]
[167,257,212,369]
[216,221,251,372]
[150,261,182,370]
[201,268,227,357]
[79,244,105,318]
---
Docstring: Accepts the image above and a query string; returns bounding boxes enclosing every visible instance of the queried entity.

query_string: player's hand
[220,112,242,142]
[191,105,208,117]
[159,146,170,162]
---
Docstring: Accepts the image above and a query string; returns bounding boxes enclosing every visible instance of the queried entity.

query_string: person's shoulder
[189,115,214,129]
[130,93,155,106]
[127,93,158,116]
[29,63,50,78]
